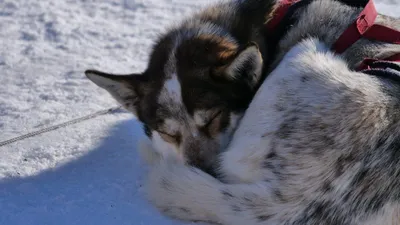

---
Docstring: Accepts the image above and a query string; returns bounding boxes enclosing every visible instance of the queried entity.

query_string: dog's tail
[143,158,277,225]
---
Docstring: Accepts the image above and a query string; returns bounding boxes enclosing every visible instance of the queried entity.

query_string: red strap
[363,24,400,44]
[332,0,378,54]
[357,53,400,71]
[266,0,300,31]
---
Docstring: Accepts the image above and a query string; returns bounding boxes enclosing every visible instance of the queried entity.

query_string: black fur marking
[231,204,242,212]
[263,151,279,170]
[222,190,234,199]
[274,103,286,112]
[161,178,172,190]
[311,135,335,156]
[218,111,231,133]
[242,196,254,203]
[276,117,298,139]
[266,151,277,159]
[143,124,152,138]
[351,167,368,186]
[321,181,333,193]
[334,154,357,178]
[263,161,275,170]
[301,76,310,83]
[273,189,286,203]
[257,214,272,222]
[180,207,191,214]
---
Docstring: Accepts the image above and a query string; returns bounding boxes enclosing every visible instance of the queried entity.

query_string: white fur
[164,75,182,103]
[193,110,211,127]
[162,119,181,134]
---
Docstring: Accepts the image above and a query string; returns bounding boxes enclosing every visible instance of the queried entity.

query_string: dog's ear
[223,43,263,87]
[85,70,146,115]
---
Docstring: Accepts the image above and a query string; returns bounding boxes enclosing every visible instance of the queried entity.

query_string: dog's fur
[85,0,400,175]
[142,38,400,225]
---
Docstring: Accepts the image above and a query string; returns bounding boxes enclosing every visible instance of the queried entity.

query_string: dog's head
[85,25,264,174]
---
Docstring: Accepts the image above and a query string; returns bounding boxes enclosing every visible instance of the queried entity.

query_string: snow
[0,0,399,224]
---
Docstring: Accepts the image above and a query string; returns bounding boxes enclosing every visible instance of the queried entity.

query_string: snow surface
[0,0,399,224]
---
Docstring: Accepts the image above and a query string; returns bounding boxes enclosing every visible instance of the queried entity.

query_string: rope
[0,106,123,147]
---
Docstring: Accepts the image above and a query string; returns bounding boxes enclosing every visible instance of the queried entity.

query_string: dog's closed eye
[204,110,223,128]
[157,131,182,144]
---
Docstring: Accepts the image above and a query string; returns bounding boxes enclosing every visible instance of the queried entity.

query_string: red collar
[266,0,301,31]
[266,0,400,71]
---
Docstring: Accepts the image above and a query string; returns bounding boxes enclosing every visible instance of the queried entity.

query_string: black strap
[362,61,400,83]
[335,0,369,8]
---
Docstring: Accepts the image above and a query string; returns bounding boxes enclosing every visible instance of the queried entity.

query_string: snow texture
[0,0,399,224]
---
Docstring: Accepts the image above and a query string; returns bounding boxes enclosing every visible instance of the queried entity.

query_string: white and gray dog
[143,37,400,225]
[85,0,400,224]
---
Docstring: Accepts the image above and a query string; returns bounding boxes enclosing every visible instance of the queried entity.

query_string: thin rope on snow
[0,106,123,147]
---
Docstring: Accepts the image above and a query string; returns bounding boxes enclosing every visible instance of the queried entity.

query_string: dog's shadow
[0,118,185,225]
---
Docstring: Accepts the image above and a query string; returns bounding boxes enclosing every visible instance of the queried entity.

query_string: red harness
[267,0,400,71]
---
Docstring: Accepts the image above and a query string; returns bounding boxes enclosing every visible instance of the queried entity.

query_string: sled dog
[143,38,400,225]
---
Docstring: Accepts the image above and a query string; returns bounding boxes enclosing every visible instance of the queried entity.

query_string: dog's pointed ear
[224,43,263,87]
[85,70,146,115]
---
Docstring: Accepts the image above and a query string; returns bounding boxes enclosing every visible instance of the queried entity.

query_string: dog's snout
[182,135,220,176]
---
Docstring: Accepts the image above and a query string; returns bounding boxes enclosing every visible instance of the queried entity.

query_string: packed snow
[0,0,399,224]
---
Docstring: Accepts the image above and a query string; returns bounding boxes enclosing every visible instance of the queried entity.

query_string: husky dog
[142,38,400,225]
[85,0,400,175]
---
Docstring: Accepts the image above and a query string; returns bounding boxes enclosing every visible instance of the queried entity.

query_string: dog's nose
[182,137,219,176]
